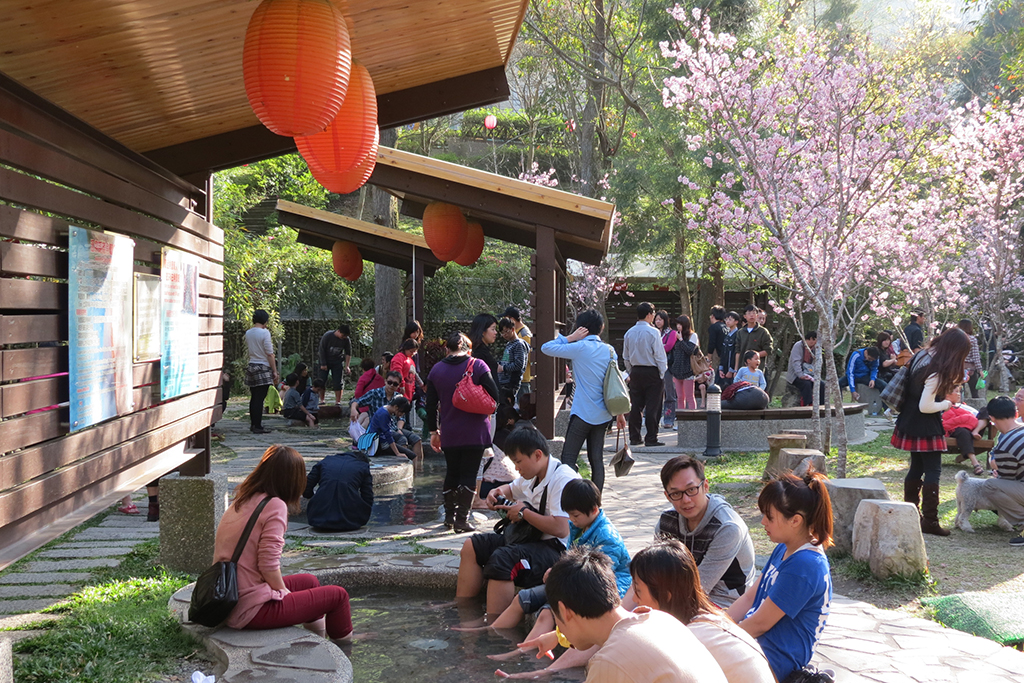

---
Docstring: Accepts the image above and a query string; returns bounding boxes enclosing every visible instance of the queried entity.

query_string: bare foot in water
[451,624,493,633]
[488,648,554,662]
[494,668,556,679]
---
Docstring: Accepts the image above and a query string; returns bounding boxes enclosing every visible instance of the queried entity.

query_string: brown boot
[920,483,950,536]
[442,489,457,529]
[146,499,159,522]
[903,479,922,509]
[453,486,477,533]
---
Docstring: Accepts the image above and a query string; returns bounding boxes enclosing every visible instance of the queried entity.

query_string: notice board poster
[68,227,135,432]
[134,273,161,362]
[161,247,200,400]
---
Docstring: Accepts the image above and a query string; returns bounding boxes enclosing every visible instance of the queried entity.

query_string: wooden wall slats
[133,361,159,387]
[200,316,224,335]
[0,279,64,310]
[0,204,69,246]
[200,260,224,282]
[134,239,162,265]
[198,297,224,316]
[198,352,224,374]
[198,277,223,299]
[0,242,65,278]
[0,127,222,247]
[1,377,67,418]
[0,388,218,492]
[0,166,213,261]
[0,409,66,455]
[0,314,63,343]
[0,408,216,528]
[1,347,67,381]
[198,335,225,354]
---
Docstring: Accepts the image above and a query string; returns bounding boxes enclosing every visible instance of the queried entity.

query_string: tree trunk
[372,129,405,359]
[818,316,848,477]
[578,0,606,195]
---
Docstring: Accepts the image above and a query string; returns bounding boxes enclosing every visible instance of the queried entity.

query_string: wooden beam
[535,225,557,439]
[143,67,512,178]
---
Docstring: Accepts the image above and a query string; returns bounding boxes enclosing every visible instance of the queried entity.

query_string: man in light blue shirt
[622,302,668,447]
[542,310,627,491]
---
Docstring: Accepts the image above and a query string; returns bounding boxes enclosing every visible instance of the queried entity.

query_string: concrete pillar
[159,472,229,574]
[0,637,11,683]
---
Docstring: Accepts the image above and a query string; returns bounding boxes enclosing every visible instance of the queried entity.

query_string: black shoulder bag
[492,466,558,546]
[188,496,272,627]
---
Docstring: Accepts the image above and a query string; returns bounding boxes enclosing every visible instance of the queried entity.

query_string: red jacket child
[942,404,978,435]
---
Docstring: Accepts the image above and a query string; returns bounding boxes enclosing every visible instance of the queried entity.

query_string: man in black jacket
[303,451,373,531]
[705,306,727,386]
[904,312,925,352]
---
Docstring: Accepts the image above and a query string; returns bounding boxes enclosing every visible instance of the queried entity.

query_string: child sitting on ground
[484,479,631,675]
[281,373,317,428]
[733,351,767,390]
[943,387,988,476]
[368,396,417,459]
[303,378,324,419]
[727,471,834,683]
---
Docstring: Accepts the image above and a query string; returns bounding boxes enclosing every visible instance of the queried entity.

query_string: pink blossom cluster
[518,162,560,187]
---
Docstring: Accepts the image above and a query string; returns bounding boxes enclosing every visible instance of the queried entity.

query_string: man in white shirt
[622,302,668,447]
[456,424,580,615]
[544,547,727,683]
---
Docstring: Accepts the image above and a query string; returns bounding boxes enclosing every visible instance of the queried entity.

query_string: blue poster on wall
[161,247,201,400]
[68,227,135,432]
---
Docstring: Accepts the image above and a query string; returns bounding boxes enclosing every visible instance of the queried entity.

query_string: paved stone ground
[2,406,1023,683]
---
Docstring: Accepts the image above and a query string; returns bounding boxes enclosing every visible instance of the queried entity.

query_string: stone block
[555,410,571,437]
[852,500,927,580]
[0,637,11,683]
[677,410,864,451]
[855,384,884,416]
[826,478,891,554]
[779,428,821,451]
[781,382,802,408]
[159,472,229,574]
[764,448,827,480]
[763,434,808,481]
[547,436,565,461]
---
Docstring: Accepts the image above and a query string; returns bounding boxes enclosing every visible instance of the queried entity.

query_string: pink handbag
[453,358,497,415]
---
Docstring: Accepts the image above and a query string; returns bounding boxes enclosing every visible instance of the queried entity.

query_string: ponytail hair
[757,470,834,549]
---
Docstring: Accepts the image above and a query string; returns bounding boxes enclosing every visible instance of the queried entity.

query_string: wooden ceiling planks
[0,0,525,154]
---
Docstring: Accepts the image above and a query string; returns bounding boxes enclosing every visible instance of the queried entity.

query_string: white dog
[953,470,1014,532]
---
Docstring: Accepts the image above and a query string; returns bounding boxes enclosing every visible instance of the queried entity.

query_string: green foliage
[424,240,532,322]
[461,108,568,145]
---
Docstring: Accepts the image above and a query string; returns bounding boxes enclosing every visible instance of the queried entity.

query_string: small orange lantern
[453,222,485,266]
[332,240,361,279]
[243,0,352,137]
[343,256,363,281]
[309,127,379,194]
[422,202,468,261]
[295,61,377,174]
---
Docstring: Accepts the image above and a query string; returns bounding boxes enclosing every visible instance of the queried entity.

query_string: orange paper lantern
[295,61,378,174]
[343,256,363,281]
[309,126,379,194]
[422,202,468,261]
[243,0,352,137]
[453,222,485,266]
[332,240,361,279]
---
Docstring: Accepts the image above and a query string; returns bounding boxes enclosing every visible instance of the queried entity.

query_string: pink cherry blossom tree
[944,99,1024,393]
[661,10,957,474]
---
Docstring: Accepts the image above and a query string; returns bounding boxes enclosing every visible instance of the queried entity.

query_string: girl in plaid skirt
[891,327,971,536]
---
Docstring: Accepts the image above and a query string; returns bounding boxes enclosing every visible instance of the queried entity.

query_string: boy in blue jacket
[465,479,631,633]
[846,346,885,400]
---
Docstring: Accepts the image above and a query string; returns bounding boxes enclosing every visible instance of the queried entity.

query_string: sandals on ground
[117,502,140,514]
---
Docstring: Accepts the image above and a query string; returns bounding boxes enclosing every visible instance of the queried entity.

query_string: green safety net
[922,592,1024,646]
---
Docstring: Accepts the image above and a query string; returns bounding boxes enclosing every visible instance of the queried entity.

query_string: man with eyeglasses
[653,455,755,608]
[349,370,423,459]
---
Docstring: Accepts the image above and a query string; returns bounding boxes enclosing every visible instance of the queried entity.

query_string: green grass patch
[829,551,937,593]
[13,541,205,683]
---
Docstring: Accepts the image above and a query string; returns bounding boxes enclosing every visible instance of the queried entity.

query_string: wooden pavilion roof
[370,147,616,266]
[276,200,445,276]
[0,0,526,178]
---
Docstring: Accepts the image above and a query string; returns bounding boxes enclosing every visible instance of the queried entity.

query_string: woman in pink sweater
[213,445,353,640]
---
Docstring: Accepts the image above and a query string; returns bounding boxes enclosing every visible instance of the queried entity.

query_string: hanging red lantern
[484,114,497,130]
[343,256,363,281]
[422,202,468,261]
[332,240,361,279]
[453,222,485,266]
[309,126,379,194]
[242,0,352,137]
[295,61,378,174]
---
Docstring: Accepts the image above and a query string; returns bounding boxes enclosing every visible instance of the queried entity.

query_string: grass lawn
[702,433,1024,613]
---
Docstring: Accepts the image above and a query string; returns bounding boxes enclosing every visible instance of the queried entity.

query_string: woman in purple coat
[427,332,500,533]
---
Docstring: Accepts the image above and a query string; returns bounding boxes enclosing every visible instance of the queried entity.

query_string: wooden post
[535,226,557,438]
[180,426,212,476]
[412,247,425,324]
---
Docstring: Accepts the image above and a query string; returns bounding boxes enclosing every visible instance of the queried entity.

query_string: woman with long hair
[892,327,972,536]
[656,310,678,429]
[632,540,774,683]
[874,331,898,382]
[669,315,700,410]
[426,332,500,532]
[468,313,500,375]
[213,445,354,640]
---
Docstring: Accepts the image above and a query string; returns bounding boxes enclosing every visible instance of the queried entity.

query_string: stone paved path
[2,406,1022,683]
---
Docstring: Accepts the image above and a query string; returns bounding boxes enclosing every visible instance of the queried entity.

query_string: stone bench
[855,383,884,416]
[763,448,828,481]
[169,583,352,682]
[826,478,890,554]
[852,499,927,580]
[676,404,866,452]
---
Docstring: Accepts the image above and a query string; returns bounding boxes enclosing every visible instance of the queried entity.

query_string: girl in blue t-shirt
[726,471,834,682]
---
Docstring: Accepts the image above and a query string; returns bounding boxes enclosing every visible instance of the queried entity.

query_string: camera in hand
[494,495,512,508]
